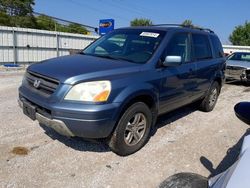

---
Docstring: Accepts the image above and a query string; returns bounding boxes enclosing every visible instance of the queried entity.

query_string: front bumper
[19,99,74,137]
[225,68,250,82]
[19,86,121,139]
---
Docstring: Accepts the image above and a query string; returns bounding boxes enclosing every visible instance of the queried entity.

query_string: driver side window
[166,33,191,63]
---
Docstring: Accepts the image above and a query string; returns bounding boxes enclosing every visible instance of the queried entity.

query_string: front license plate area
[23,101,36,120]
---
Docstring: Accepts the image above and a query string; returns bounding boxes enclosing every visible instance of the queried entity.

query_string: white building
[223,45,250,54]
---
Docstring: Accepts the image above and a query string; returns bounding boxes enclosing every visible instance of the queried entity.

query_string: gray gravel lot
[0,71,250,188]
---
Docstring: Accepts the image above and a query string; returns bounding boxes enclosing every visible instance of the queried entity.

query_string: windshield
[83,29,166,64]
[228,52,250,62]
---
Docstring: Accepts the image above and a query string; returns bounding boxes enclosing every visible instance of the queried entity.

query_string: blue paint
[4,64,20,67]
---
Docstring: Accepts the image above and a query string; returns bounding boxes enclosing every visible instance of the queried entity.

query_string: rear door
[158,32,197,114]
[191,33,221,98]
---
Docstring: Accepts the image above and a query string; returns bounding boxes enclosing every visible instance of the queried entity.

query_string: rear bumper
[19,87,121,138]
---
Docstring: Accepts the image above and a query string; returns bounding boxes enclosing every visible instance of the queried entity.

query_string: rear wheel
[108,102,152,156]
[199,82,220,112]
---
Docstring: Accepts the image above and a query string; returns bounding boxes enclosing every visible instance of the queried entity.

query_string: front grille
[26,71,59,96]
[226,66,245,71]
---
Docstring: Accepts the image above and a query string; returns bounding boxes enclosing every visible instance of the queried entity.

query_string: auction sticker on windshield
[140,32,160,38]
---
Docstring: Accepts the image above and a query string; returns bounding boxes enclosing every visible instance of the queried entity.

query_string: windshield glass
[83,29,166,64]
[228,52,250,62]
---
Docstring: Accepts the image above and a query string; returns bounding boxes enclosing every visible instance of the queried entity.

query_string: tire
[108,102,152,156]
[159,173,208,188]
[199,82,220,112]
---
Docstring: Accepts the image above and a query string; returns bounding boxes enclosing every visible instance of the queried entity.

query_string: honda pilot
[19,25,226,156]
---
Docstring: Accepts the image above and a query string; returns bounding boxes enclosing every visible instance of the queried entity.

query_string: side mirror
[163,56,182,67]
[234,102,250,126]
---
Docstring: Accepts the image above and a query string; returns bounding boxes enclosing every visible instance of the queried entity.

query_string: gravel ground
[0,71,250,188]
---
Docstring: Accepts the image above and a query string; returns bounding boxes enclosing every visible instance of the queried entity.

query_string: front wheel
[199,82,220,112]
[108,102,152,156]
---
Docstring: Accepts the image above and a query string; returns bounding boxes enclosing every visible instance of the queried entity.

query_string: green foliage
[36,15,88,34]
[0,0,34,16]
[130,18,153,26]
[66,23,88,34]
[0,1,89,34]
[36,15,57,31]
[229,21,250,46]
[0,11,11,26]
[182,20,194,27]
[0,0,36,28]
[11,15,37,28]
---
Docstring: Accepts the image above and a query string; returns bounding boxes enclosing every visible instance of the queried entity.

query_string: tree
[0,0,34,16]
[182,19,194,27]
[0,0,89,34]
[36,16,89,34]
[130,18,153,26]
[66,23,88,34]
[229,21,250,46]
[0,11,11,26]
[36,15,57,31]
[0,0,36,28]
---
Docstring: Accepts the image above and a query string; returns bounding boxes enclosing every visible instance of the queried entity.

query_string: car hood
[28,54,141,84]
[227,60,250,69]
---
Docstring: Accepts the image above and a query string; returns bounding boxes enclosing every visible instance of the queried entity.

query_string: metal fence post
[12,29,17,64]
[56,32,59,57]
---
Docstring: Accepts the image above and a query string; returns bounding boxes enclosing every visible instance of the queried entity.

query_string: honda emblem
[33,79,41,88]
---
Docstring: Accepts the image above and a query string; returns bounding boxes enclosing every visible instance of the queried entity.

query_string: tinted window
[210,36,224,58]
[192,34,212,60]
[83,30,165,64]
[166,33,191,62]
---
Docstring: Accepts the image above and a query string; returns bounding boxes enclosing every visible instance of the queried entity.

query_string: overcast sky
[34,0,250,44]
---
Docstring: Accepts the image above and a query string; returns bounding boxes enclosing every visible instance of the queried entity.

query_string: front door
[159,32,197,114]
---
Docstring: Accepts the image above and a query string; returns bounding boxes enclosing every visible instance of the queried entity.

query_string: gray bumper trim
[36,113,74,137]
[18,99,74,137]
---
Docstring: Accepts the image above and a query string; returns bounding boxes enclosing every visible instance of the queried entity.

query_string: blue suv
[19,25,226,156]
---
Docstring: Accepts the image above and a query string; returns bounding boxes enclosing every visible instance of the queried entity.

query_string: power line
[33,11,97,30]
[0,4,98,32]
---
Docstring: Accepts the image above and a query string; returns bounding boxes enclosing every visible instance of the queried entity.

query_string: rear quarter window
[192,34,212,60]
[210,35,224,58]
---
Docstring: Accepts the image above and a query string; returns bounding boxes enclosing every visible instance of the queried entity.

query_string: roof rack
[151,24,214,33]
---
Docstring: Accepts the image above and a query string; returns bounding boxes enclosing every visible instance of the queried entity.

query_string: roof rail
[151,24,214,33]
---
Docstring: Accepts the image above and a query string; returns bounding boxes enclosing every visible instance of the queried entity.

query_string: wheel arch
[109,90,159,137]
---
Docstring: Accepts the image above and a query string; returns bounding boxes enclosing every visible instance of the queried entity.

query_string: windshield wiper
[95,54,118,60]
[82,53,139,63]
[113,56,137,63]
[96,54,138,63]
[78,51,85,55]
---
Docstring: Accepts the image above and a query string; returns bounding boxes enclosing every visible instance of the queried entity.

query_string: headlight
[64,81,111,102]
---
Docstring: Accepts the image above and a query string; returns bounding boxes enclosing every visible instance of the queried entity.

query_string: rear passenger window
[166,33,191,62]
[192,34,212,60]
[210,36,224,58]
